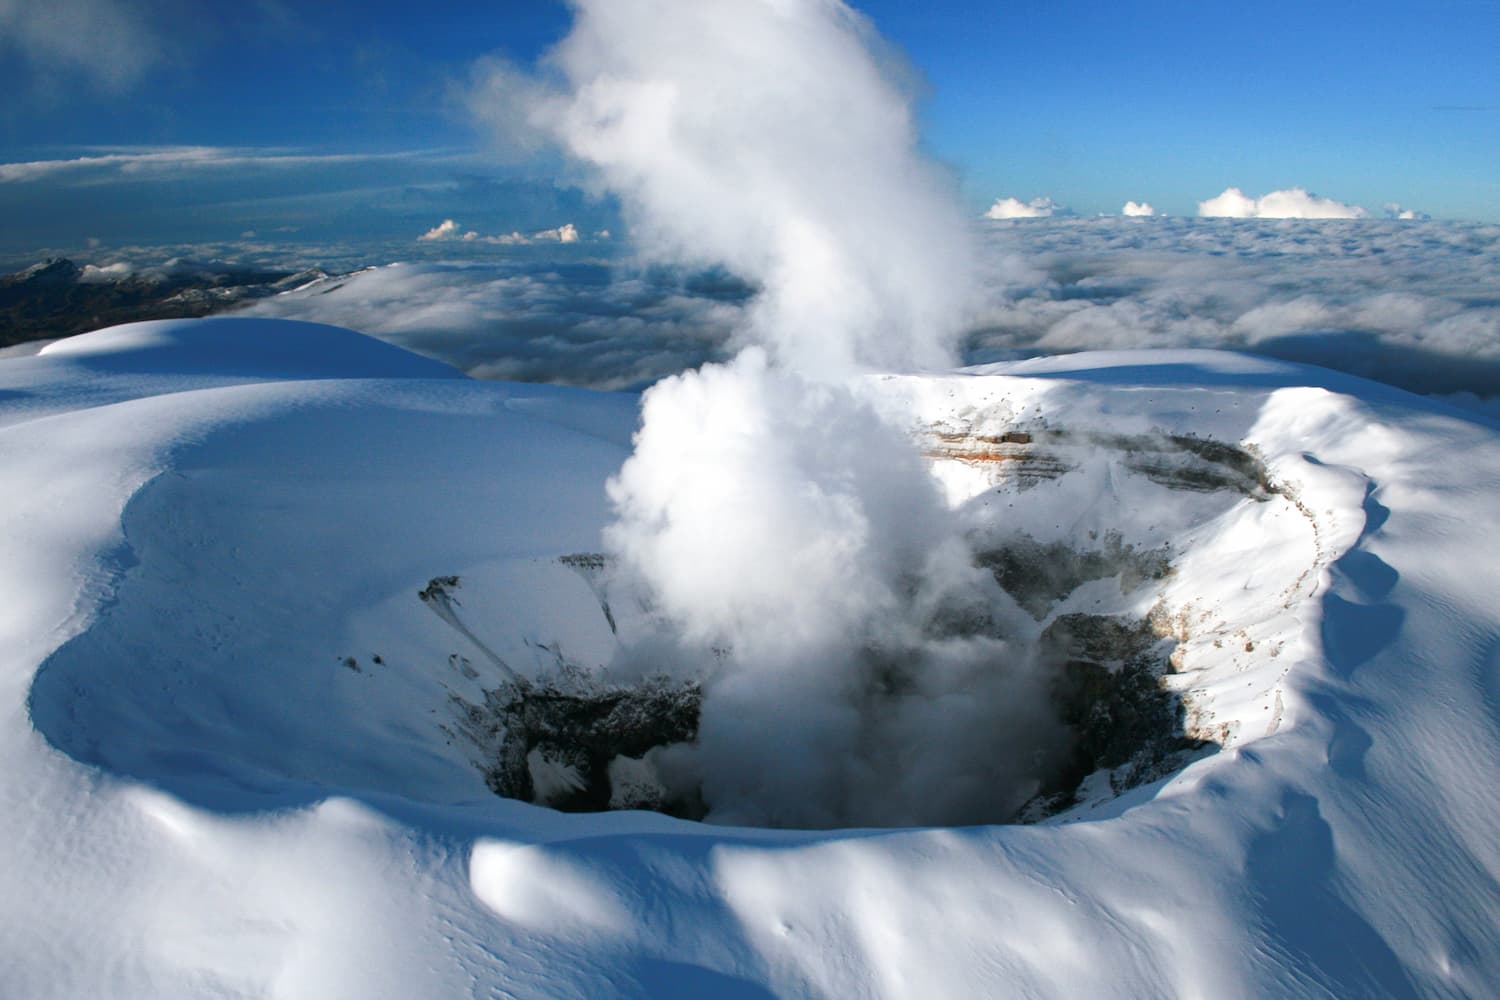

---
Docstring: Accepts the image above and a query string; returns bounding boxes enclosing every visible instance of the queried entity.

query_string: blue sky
[875,0,1499,219]
[1,0,1496,257]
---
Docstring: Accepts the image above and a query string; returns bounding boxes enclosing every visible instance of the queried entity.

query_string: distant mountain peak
[4,258,81,286]
[0,257,312,349]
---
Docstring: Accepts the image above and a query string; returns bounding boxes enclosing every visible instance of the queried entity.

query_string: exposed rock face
[1021,612,1211,819]
[922,424,1274,499]
[441,535,1209,827]
[456,675,705,818]
[435,421,1280,828]
[974,532,1172,620]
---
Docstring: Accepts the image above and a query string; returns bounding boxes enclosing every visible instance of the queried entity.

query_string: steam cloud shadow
[1255,331,1500,405]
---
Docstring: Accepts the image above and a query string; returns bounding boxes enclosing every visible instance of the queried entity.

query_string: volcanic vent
[434,375,1322,829]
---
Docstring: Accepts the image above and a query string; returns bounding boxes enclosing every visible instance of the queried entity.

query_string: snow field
[2,319,1498,995]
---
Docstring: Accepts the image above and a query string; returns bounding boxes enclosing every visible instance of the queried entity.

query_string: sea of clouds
[971,215,1500,416]
[218,214,1500,417]
[32,210,1498,416]
[244,247,746,390]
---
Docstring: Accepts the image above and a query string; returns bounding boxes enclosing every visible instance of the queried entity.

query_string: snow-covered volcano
[3,317,1498,995]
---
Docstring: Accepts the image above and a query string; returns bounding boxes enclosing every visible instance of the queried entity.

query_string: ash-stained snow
[2,318,1499,996]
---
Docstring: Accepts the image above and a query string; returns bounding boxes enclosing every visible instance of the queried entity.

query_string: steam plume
[489,0,1063,827]
[523,0,975,375]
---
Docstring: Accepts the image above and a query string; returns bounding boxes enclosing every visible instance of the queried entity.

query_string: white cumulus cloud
[985,196,1061,220]
[1384,203,1430,221]
[421,221,584,245]
[1198,186,1367,219]
[417,219,463,242]
[535,222,580,243]
[1122,201,1156,217]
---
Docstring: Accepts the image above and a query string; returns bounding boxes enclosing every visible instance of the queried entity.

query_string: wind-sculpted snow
[38,315,466,380]
[4,318,1500,995]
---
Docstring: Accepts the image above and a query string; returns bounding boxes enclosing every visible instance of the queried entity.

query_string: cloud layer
[49,212,1500,413]
[238,248,746,391]
[0,0,161,92]
[53,216,1500,411]
[0,147,437,185]
[970,216,1500,409]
